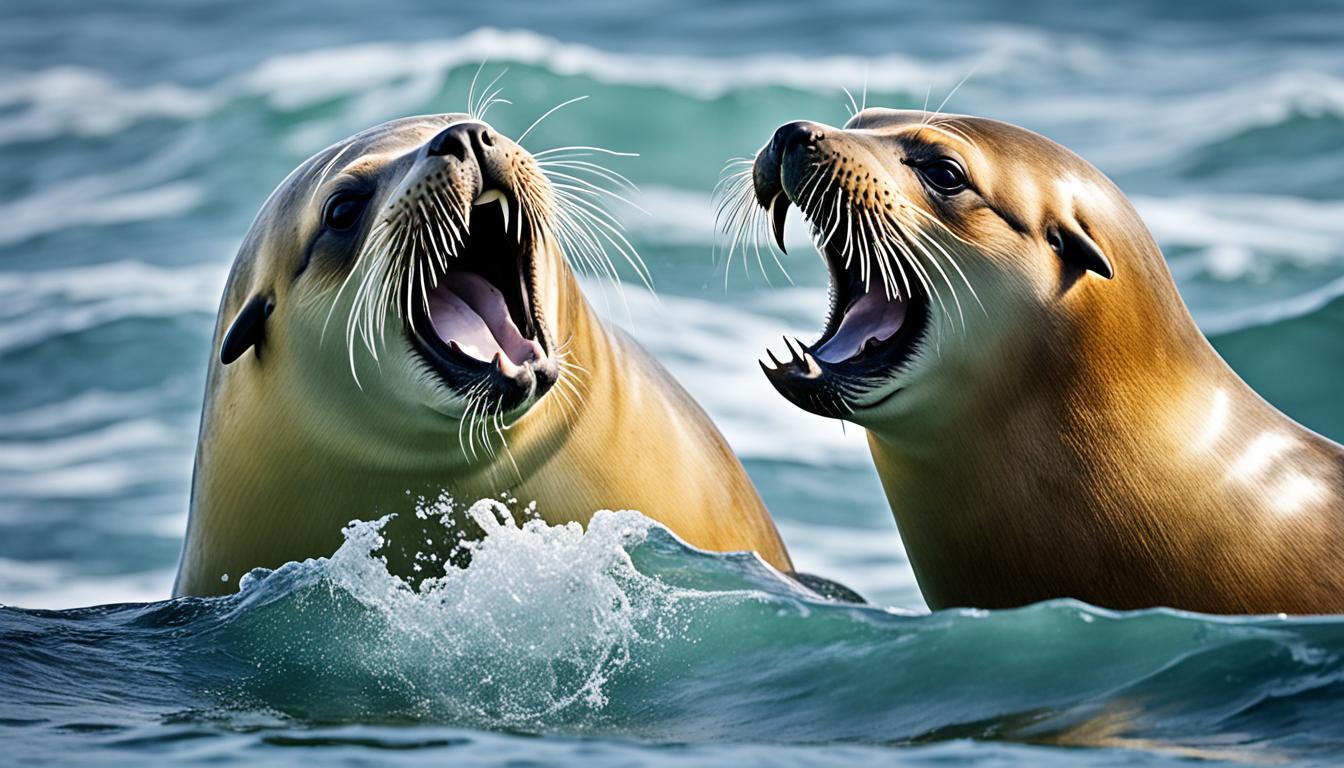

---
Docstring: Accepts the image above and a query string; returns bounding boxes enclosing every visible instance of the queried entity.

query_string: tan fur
[771,109,1344,614]
[174,116,790,596]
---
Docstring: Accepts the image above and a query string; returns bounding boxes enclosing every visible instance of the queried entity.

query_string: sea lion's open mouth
[406,185,557,412]
[808,232,929,373]
[752,126,930,418]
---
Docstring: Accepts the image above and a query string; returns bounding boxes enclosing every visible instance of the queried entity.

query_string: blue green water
[3,1,1344,765]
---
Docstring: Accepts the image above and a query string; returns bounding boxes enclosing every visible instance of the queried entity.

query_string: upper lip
[753,142,790,253]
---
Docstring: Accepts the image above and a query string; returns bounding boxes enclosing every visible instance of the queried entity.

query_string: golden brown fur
[757,109,1344,614]
[175,115,790,596]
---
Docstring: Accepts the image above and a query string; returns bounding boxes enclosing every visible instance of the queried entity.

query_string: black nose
[770,121,826,156]
[427,121,496,162]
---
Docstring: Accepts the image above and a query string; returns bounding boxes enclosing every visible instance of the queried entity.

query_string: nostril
[774,121,824,155]
[427,122,493,162]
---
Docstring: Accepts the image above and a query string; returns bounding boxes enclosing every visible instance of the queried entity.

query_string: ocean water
[2,1,1343,765]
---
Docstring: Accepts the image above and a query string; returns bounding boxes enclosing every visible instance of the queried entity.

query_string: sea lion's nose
[771,120,826,155]
[427,121,496,163]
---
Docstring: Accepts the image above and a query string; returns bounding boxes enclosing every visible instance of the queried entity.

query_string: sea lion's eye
[322,191,370,231]
[917,159,969,195]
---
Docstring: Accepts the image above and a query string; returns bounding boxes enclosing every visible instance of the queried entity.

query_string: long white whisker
[517,95,590,146]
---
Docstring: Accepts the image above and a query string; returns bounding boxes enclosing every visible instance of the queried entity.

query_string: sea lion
[744,108,1344,614]
[174,113,793,596]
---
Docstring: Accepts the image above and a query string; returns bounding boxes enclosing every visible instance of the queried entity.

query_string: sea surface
[2,1,1344,765]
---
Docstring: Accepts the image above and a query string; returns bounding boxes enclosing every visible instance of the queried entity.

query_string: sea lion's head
[745,109,1162,431]
[214,114,617,457]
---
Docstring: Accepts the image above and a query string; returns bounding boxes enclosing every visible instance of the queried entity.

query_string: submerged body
[746,109,1344,614]
[176,115,790,596]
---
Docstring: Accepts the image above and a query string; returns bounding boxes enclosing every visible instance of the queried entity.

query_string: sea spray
[5,503,1344,764]
[217,500,705,728]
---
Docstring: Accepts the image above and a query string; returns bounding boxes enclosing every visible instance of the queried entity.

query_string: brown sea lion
[747,108,1343,614]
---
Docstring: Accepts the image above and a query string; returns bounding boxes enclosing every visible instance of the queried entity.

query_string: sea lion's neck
[865,267,1337,611]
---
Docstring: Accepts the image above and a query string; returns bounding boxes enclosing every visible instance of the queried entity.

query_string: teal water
[3,1,1344,765]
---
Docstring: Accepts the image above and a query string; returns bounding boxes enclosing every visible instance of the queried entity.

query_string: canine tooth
[473,188,509,232]
[769,192,789,253]
[473,189,504,206]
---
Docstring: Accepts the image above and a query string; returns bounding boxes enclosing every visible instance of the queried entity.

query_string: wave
[0,557,173,608]
[3,502,1343,763]
[1133,193,1344,275]
[0,181,205,249]
[0,260,223,355]
[0,27,1007,147]
[5,27,1344,156]
[0,66,218,144]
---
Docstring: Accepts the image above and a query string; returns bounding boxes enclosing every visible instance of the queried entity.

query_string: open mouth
[407,188,556,410]
[758,186,930,418]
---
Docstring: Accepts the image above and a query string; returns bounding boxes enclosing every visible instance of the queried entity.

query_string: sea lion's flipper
[791,572,867,604]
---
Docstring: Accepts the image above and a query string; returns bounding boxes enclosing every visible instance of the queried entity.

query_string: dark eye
[322,191,369,231]
[917,158,969,195]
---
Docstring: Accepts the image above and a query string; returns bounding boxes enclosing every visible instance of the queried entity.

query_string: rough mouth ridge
[759,184,930,414]
[407,187,549,391]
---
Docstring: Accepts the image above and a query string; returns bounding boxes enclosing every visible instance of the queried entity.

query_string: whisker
[465,60,489,118]
[517,95,590,146]
[923,63,981,124]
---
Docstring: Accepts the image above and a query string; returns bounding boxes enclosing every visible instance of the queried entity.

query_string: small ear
[1048,222,1114,280]
[220,295,274,365]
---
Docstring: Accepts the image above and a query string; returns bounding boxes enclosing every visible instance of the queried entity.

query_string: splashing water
[6,3,1344,766]
[224,501,675,726]
[5,501,1344,767]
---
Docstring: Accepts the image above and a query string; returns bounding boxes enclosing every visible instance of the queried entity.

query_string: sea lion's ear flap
[220,295,274,364]
[1049,221,1114,280]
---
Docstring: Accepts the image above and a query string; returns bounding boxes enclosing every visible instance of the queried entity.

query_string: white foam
[305,501,667,718]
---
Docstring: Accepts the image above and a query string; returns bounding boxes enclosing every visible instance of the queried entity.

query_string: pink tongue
[815,289,907,364]
[426,272,542,366]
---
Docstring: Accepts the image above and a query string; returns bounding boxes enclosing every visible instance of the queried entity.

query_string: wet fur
[175,116,791,596]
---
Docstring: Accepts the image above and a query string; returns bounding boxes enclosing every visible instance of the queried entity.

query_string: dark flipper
[791,572,867,604]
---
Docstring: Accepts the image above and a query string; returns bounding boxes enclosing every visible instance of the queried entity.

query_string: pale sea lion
[741,108,1344,614]
[174,113,793,596]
